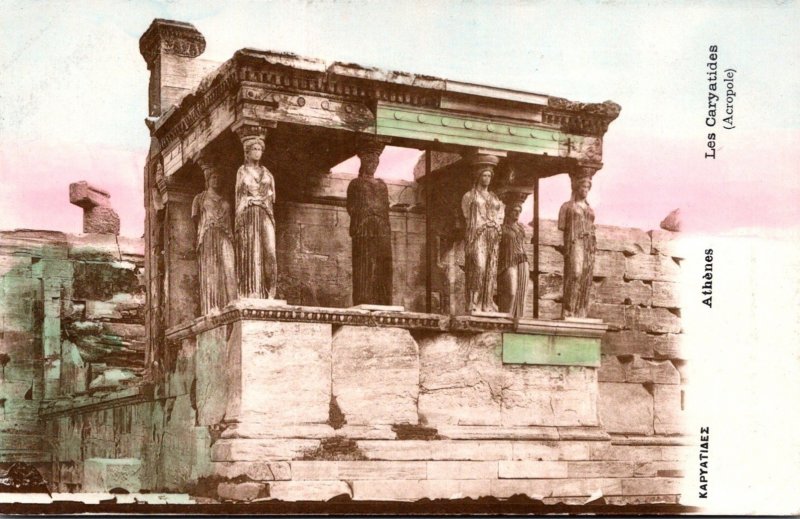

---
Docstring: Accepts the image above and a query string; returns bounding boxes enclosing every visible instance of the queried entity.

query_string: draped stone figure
[235,135,277,299]
[346,142,392,305]
[461,157,505,313]
[497,203,528,318]
[558,174,596,318]
[192,166,237,313]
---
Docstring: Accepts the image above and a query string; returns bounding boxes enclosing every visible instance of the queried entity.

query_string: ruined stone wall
[0,230,145,474]
[529,222,686,438]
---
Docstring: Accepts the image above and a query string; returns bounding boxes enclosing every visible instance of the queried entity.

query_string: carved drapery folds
[346,139,392,306]
[558,165,597,318]
[233,124,278,299]
[193,157,237,313]
[461,153,505,313]
[497,192,529,318]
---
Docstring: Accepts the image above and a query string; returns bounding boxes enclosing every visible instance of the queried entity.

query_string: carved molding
[139,19,206,68]
[545,98,621,137]
[163,302,608,342]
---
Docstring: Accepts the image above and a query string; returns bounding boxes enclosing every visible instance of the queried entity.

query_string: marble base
[351,304,405,312]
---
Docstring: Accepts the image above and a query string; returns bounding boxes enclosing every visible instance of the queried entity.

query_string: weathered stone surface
[588,303,625,328]
[213,461,291,481]
[598,383,654,435]
[352,479,491,501]
[591,444,689,462]
[601,330,653,357]
[511,441,597,461]
[82,458,142,492]
[358,440,513,461]
[227,321,331,425]
[607,494,680,505]
[217,481,268,502]
[621,477,683,495]
[269,480,352,501]
[426,461,498,480]
[501,366,597,427]
[652,281,681,308]
[625,307,681,334]
[595,225,650,255]
[633,461,685,477]
[594,251,625,278]
[625,254,680,282]
[567,460,635,477]
[418,332,504,426]
[537,272,563,300]
[654,384,684,435]
[490,477,622,498]
[332,326,419,425]
[618,356,679,384]
[537,219,563,247]
[598,355,625,382]
[211,439,320,462]
[652,334,683,360]
[195,327,228,426]
[435,425,559,441]
[498,461,568,478]
[649,229,685,258]
[593,278,651,306]
[536,245,563,274]
[291,460,426,480]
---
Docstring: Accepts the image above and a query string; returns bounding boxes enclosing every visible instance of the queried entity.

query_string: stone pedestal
[225,319,332,428]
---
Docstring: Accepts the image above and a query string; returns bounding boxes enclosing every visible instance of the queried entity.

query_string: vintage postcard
[0,0,798,515]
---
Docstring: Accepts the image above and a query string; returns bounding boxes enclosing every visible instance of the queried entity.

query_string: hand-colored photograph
[1,0,798,515]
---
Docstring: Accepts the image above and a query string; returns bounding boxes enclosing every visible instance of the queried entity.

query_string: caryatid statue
[234,133,277,299]
[461,155,505,313]
[497,201,528,318]
[558,170,596,318]
[192,160,237,313]
[346,140,392,306]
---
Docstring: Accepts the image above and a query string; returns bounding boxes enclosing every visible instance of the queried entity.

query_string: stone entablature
[163,299,608,342]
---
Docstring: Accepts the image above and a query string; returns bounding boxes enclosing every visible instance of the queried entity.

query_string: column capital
[232,119,276,147]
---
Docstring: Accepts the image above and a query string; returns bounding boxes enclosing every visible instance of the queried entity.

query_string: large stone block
[291,460,426,480]
[357,440,513,461]
[352,479,491,501]
[649,229,687,259]
[226,320,331,425]
[418,333,504,426]
[593,278,651,306]
[212,461,291,481]
[217,481,268,502]
[498,461,568,478]
[195,327,229,426]
[652,281,681,308]
[625,307,681,334]
[82,458,142,492]
[426,461,498,479]
[601,330,654,357]
[269,480,352,501]
[490,477,622,498]
[654,384,684,435]
[598,382,654,435]
[211,439,320,462]
[594,251,626,278]
[595,225,650,255]
[625,254,680,282]
[652,334,684,360]
[588,303,626,328]
[332,326,419,425]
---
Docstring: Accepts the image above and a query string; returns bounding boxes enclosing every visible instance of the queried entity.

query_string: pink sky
[2,124,797,238]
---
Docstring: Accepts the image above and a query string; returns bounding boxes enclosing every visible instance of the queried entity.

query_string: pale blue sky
[1,0,798,235]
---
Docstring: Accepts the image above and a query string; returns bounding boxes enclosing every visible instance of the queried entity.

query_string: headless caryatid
[558,172,596,318]
[235,134,277,299]
[346,141,392,306]
[497,202,528,318]
[192,162,237,313]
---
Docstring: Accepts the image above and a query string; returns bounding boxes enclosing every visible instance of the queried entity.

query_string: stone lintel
[69,181,111,209]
